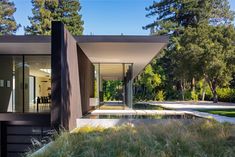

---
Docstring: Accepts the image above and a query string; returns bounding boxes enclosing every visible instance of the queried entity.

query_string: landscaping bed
[28,120,235,157]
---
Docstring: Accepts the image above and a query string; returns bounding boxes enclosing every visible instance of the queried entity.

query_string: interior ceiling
[100,64,123,80]
[25,56,51,78]
[78,42,166,78]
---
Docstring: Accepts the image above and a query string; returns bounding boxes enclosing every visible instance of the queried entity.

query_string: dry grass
[28,120,235,157]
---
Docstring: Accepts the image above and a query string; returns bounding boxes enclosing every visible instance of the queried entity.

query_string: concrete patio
[149,101,235,110]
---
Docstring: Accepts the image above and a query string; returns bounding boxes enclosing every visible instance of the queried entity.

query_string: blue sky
[13,0,235,35]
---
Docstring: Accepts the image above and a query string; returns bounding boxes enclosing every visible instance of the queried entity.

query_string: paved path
[149,101,235,110]
[149,101,235,124]
[91,109,186,115]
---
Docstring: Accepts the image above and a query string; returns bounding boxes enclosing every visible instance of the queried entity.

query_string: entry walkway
[149,101,235,124]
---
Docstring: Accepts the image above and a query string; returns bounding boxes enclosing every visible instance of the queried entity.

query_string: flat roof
[0,35,168,78]
[0,35,168,43]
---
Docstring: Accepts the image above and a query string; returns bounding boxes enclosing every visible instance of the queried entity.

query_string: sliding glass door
[0,55,51,113]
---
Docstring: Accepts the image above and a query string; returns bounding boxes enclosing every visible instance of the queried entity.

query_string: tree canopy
[135,0,235,103]
[25,0,84,35]
[0,0,20,35]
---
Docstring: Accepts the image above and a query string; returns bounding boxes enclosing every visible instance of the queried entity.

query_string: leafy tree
[134,61,163,101]
[0,0,20,35]
[25,0,83,35]
[103,80,122,101]
[142,0,235,103]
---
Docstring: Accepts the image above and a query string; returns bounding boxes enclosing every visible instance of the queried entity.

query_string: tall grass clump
[27,120,235,157]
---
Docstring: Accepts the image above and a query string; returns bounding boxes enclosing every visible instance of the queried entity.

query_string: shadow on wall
[61,31,71,130]
[52,21,94,131]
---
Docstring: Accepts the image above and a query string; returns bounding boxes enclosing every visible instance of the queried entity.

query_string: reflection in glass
[0,55,51,113]
[24,56,51,113]
[0,56,23,112]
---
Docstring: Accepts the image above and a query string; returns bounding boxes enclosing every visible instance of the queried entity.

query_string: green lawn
[199,109,235,117]
[28,120,235,157]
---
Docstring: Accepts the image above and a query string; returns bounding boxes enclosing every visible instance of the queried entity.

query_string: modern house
[0,21,168,156]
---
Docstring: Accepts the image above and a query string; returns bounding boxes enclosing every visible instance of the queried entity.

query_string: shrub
[191,91,198,102]
[217,88,235,103]
[155,90,165,101]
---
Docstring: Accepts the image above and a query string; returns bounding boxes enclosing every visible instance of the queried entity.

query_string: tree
[143,0,235,103]
[0,0,20,35]
[25,0,83,35]
[54,0,83,35]
[144,0,234,35]
[180,24,235,103]
[134,61,163,101]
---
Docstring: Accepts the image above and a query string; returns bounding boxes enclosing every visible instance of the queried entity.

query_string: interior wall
[36,77,51,97]
[0,57,12,112]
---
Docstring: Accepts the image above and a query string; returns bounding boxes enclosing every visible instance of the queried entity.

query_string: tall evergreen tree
[0,0,20,35]
[54,0,83,35]
[144,0,234,35]
[25,0,84,35]
[141,0,235,103]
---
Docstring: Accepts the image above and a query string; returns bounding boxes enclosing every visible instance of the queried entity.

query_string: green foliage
[216,88,235,102]
[144,0,234,34]
[0,0,20,35]
[25,0,84,35]
[191,91,198,102]
[155,90,165,101]
[27,120,235,157]
[134,60,164,101]
[103,80,122,101]
[140,0,235,103]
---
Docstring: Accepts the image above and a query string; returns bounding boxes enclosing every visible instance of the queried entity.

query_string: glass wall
[24,56,51,113]
[93,63,133,109]
[0,55,51,113]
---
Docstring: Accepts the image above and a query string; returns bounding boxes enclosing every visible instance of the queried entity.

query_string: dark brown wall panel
[51,21,93,131]
[77,45,94,115]
[51,21,82,130]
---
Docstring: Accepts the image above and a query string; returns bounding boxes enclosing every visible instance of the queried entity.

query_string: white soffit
[78,42,166,78]
[0,43,50,54]
[0,36,50,54]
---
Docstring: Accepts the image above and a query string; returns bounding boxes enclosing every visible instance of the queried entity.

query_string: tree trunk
[202,79,206,101]
[212,81,218,103]
[191,77,195,92]
[180,79,185,101]
[212,90,218,103]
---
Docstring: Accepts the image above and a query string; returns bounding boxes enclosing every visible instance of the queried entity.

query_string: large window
[0,55,51,113]
[93,63,133,109]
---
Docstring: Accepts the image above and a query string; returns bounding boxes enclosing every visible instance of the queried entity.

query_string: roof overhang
[76,35,168,77]
[0,35,168,78]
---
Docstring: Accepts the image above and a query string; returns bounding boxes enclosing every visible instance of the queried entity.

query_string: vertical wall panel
[77,45,94,115]
[51,21,93,131]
